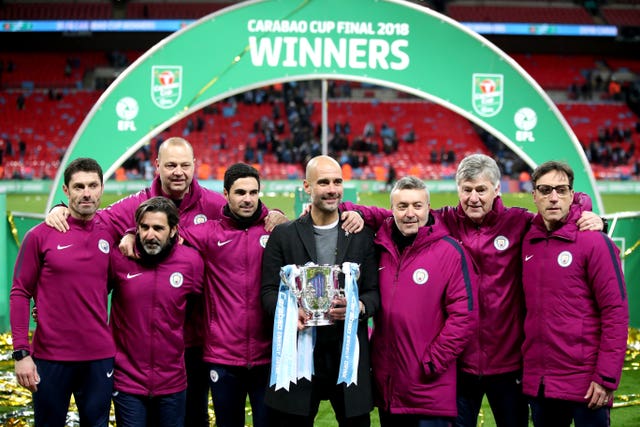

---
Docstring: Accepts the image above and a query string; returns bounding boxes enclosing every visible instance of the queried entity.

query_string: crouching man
[109,196,205,427]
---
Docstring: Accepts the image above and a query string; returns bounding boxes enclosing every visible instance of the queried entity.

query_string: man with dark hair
[10,157,115,427]
[109,196,205,426]
[522,161,628,427]
[261,155,380,427]
[180,163,273,427]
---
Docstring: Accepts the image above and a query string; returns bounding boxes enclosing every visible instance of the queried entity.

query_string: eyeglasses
[535,184,572,196]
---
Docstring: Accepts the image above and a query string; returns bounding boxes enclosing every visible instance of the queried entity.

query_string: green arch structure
[47,0,603,213]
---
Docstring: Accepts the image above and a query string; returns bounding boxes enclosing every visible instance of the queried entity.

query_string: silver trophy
[295,264,343,326]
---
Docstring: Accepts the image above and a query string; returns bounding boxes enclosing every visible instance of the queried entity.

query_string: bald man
[261,155,380,427]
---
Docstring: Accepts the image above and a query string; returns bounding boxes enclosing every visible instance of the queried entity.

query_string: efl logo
[514,107,537,142]
[115,97,138,132]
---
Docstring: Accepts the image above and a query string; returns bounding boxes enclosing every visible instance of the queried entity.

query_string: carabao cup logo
[151,65,182,109]
[472,73,504,118]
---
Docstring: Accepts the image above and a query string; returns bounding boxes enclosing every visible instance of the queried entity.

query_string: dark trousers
[379,410,454,427]
[33,357,114,427]
[529,396,610,427]
[113,390,186,427]
[456,370,529,427]
[208,363,271,427]
[184,346,210,427]
[269,375,370,427]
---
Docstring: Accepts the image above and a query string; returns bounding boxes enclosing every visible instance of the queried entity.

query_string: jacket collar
[149,175,203,212]
[295,211,353,264]
[220,200,269,229]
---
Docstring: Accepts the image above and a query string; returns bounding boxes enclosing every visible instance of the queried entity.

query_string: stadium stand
[446,1,595,24]
[601,5,640,26]
[126,2,232,19]
[0,0,639,181]
[0,2,112,20]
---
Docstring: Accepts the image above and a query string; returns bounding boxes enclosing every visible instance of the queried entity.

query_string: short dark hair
[531,161,574,188]
[134,196,179,229]
[224,163,260,192]
[63,158,103,187]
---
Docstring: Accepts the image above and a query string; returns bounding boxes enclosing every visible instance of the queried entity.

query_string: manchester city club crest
[193,214,207,225]
[98,239,110,254]
[412,268,429,285]
[494,235,510,251]
[472,73,504,118]
[557,251,573,267]
[169,272,184,288]
[151,65,183,109]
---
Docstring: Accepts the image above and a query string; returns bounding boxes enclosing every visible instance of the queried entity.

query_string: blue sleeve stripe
[443,236,474,311]
[601,233,626,300]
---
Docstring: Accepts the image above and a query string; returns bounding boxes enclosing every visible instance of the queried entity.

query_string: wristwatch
[12,349,30,361]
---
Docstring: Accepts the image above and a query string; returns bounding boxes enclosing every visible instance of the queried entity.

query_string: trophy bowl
[297,264,342,326]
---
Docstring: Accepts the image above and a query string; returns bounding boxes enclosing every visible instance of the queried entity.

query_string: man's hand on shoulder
[119,233,139,259]
[44,205,70,232]
[576,211,604,232]
[264,210,288,232]
[340,211,364,234]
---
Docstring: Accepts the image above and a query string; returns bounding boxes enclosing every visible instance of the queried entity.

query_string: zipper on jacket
[148,267,158,397]
[384,374,392,411]
[538,376,545,398]
[244,227,251,367]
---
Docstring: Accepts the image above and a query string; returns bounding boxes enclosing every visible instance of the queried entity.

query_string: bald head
[158,137,194,161]
[306,155,341,181]
[304,155,343,225]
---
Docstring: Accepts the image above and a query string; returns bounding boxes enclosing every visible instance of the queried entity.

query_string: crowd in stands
[1,0,638,26]
[1,77,639,182]
[589,125,636,162]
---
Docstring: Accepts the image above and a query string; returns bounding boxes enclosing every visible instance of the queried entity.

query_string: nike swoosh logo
[126,272,143,279]
[57,244,73,250]
[378,267,385,271]
[217,239,232,247]
[106,369,114,378]
[525,255,534,261]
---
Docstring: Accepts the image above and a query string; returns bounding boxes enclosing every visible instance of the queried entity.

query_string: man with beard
[109,196,205,426]
[261,155,380,427]
[10,158,115,427]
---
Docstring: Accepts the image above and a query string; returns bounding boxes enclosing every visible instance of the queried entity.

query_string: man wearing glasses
[522,161,628,427]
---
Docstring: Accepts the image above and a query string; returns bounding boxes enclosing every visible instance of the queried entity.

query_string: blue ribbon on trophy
[270,265,301,391]
[271,262,360,390]
[338,261,360,386]
[297,324,314,382]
